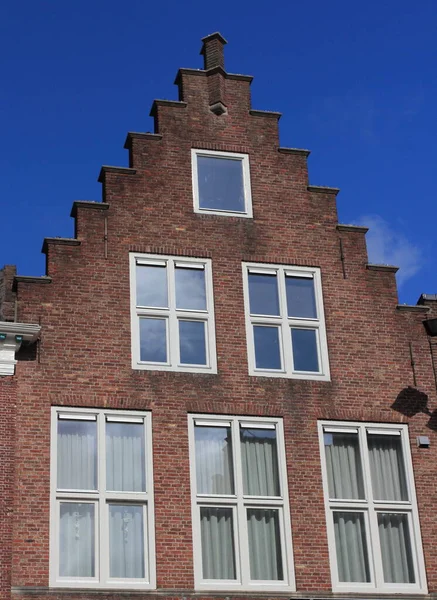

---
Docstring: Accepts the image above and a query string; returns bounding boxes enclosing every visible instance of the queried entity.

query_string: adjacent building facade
[1,32,437,600]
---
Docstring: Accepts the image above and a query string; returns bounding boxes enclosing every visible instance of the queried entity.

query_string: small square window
[192,149,253,217]
[242,263,330,380]
[188,415,295,591]
[130,254,217,373]
[318,421,427,594]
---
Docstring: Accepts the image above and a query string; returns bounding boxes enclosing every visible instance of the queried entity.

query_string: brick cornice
[98,166,137,183]
[70,201,109,218]
[149,100,187,118]
[124,132,162,149]
[41,238,81,254]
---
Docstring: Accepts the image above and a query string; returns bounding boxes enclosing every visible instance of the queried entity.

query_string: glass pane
[197,155,245,213]
[291,328,319,372]
[200,507,236,579]
[106,422,145,492]
[136,264,167,307]
[109,505,145,579]
[333,512,370,583]
[247,509,283,581]
[285,276,317,318]
[195,425,234,494]
[253,326,281,370]
[59,503,95,577]
[241,428,280,496]
[179,320,207,365]
[248,273,279,316]
[368,433,408,501]
[57,419,97,490]
[324,431,365,499]
[139,318,167,363]
[378,513,415,584]
[175,267,206,310]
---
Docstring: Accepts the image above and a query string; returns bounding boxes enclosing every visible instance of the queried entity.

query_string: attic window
[192,149,253,217]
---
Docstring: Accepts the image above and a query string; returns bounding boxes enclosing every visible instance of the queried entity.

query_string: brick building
[1,32,437,600]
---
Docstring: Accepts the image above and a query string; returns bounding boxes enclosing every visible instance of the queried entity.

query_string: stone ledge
[418,293,437,304]
[98,166,137,183]
[124,132,162,149]
[174,68,253,86]
[307,185,340,196]
[366,263,399,273]
[70,201,109,218]
[337,224,369,233]
[397,304,430,312]
[149,100,187,117]
[250,109,282,119]
[13,276,52,288]
[278,147,311,157]
[41,238,81,254]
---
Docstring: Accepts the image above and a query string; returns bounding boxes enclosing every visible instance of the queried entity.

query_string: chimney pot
[200,32,227,70]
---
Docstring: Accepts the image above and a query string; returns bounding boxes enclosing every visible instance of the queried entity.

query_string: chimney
[200,32,227,71]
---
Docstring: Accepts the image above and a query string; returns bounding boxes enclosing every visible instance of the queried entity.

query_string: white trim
[188,414,295,592]
[318,420,427,594]
[191,149,253,218]
[130,253,217,373]
[50,407,156,590]
[0,320,41,376]
[58,413,97,421]
[242,262,330,381]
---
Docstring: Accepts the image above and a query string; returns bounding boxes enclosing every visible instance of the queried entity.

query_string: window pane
[139,318,167,363]
[247,509,283,581]
[291,328,319,372]
[136,264,167,307]
[175,267,206,310]
[57,419,97,490]
[254,326,281,370]
[333,512,370,583]
[195,425,234,494]
[197,155,245,213]
[241,428,280,496]
[324,431,365,499]
[106,422,145,492]
[285,276,317,318]
[109,505,145,579]
[378,513,415,584]
[179,320,207,365]
[59,503,95,577]
[248,273,280,316]
[368,433,408,501]
[200,507,236,579]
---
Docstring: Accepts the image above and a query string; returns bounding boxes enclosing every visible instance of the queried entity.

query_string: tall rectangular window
[192,149,253,217]
[188,415,295,591]
[318,421,427,593]
[242,263,330,380]
[50,408,155,589]
[130,254,217,373]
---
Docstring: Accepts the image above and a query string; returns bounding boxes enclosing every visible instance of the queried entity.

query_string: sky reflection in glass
[249,274,280,316]
[198,156,245,212]
[175,267,206,310]
[286,276,317,318]
[291,328,319,371]
[254,326,281,370]
[136,265,168,308]
[140,318,167,363]
[179,320,207,365]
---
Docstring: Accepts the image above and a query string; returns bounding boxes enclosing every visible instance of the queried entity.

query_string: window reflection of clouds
[175,268,206,310]
[179,321,206,365]
[136,265,168,308]
[140,318,167,363]
[198,156,245,212]
[286,277,317,319]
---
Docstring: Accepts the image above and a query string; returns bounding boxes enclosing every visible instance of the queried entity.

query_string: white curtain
[378,513,415,583]
[247,508,283,580]
[368,434,408,501]
[106,423,145,492]
[200,507,235,579]
[109,504,145,579]
[59,503,95,577]
[57,420,97,490]
[333,512,370,582]
[324,432,364,499]
[240,429,279,496]
[195,426,234,495]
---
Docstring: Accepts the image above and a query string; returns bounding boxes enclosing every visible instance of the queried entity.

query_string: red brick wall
[4,44,437,600]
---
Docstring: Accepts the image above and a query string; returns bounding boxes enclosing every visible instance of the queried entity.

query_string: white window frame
[49,407,156,589]
[191,149,253,218]
[188,414,295,592]
[242,262,330,380]
[318,421,427,594]
[129,253,217,373]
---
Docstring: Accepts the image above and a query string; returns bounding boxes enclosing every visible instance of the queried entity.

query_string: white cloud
[355,214,422,287]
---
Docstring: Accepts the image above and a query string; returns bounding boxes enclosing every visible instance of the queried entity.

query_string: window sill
[249,369,331,381]
[132,361,217,374]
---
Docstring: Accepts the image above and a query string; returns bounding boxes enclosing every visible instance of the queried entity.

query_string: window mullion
[97,414,107,584]
[278,269,292,372]
[233,419,248,585]
[168,260,177,366]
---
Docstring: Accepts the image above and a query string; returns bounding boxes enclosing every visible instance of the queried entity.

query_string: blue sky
[1,0,436,304]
